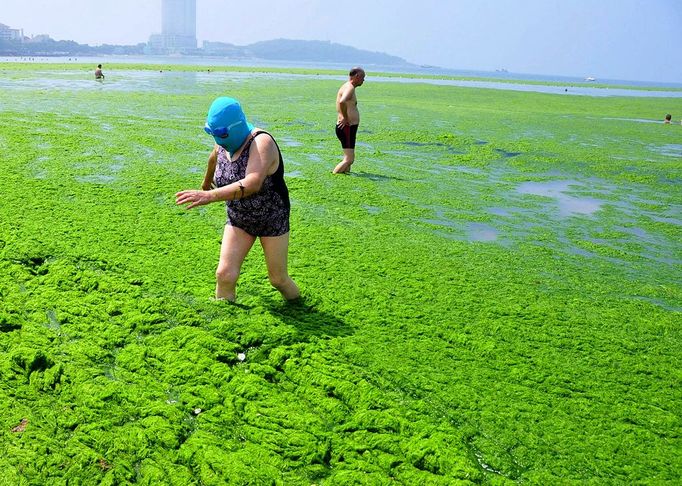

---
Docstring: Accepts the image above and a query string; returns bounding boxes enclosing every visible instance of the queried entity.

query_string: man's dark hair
[665,114,672,121]
[97,64,102,68]
[349,67,364,77]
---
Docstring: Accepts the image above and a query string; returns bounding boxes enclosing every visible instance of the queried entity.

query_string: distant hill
[242,39,409,66]
[1,36,411,66]
[0,38,145,56]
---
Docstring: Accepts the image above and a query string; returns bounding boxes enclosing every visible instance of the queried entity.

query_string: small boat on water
[585,76,596,81]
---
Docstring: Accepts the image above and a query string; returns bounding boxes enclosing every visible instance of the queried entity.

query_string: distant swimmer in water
[663,114,671,124]
[332,67,366,174]
[95,64,104,80]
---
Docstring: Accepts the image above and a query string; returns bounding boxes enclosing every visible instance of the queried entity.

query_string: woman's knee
[216,264,240,285]
[268,272,290,290]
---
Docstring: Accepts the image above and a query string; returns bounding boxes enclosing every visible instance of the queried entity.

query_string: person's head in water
[664,114,672,123]
[204,97,254,156]
[349,67,365,87]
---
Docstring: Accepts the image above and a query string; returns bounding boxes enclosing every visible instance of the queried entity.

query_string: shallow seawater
[75,174,118,184]
[649,143,682,157]
[516,180,603,216]
[466,222,500,242]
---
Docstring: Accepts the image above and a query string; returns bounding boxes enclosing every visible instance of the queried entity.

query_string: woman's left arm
[176,135,277,209]
[200,146,218,191]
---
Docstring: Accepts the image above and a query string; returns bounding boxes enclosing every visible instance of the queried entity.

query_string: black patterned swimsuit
[214,131,290,237]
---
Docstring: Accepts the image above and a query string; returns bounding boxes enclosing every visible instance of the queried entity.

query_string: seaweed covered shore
[1,64,680,484]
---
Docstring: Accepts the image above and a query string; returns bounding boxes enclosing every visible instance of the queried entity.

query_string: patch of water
[556,195,603,216]
[404,141,442,147]
[306,153,322,162]
[287,170,304,178]
[363,205,382,215]
[628,296,682,312]
[421,215,506,244]
[381,150,414,160]
[280,137,302,147]
[517,180,603,217]
[420,217,459,230]
[383,149,440,161]
[453,165,485,175]
[139,147,157,159]
[647,215,682,226]
[649,144,682,158]
[495,148,522,158]
[365,76,682,98]
[614,226,650,240]
[554,237,626,265]
[584,237,682,265]
[602,117,662,124]
[75,174,117,184]
[467,223,499,242]
[487,207,511,217]
[403,141,466,154]
[351,171,401,182]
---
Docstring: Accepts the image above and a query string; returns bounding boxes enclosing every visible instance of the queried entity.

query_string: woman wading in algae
[176,97,300,302]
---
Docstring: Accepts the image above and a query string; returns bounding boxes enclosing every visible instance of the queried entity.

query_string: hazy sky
[2,0,681,82]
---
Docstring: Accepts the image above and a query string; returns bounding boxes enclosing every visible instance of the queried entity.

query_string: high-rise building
[147,0,197,54]
[0,23,24,42]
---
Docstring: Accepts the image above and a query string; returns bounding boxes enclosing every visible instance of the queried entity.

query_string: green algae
[0,63,681,484]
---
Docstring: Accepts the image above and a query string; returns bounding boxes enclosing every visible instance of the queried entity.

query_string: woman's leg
[215,225,256,301]
[260,232,300,300]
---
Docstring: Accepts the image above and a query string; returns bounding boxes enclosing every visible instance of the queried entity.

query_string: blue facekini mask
[204,97,254,156]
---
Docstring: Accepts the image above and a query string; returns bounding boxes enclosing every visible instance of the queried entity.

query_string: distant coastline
[0,37,412,67]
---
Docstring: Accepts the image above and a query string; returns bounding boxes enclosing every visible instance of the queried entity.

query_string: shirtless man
[333,67,365,174]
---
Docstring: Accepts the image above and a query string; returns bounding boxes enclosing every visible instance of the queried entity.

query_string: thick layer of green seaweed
[0,64,680,484]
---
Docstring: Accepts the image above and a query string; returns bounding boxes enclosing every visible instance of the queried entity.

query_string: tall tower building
[163,0,196,43]
[147,0,197,54]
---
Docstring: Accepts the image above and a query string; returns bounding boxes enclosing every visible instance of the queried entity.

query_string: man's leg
[215,225,256,301]
[260,232,300,300]
[333,148,355,174]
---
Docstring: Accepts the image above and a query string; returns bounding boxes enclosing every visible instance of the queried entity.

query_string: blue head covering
[205,97,254,156]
